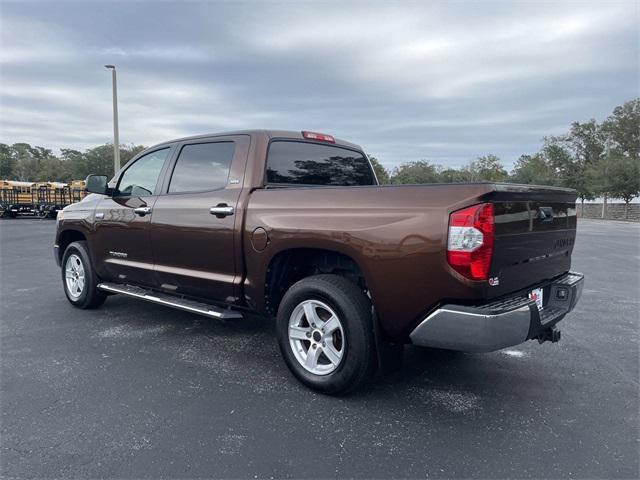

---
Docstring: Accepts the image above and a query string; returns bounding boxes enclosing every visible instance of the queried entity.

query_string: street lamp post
[104,65,120,173]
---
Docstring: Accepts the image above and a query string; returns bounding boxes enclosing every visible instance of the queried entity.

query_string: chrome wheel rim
[64,254,85,299]
[288,299,345,376]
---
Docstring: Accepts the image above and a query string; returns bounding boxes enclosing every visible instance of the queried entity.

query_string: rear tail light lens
[447,203,494,281]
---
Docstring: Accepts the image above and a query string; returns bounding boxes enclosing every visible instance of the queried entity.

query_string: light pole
[104,65,120,172]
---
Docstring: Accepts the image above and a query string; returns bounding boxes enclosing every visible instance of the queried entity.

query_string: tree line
[0,143,145,184]
[1,98,638,209]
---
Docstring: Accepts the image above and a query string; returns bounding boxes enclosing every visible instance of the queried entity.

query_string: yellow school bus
[0,179,89,218]
[69,180,86,203]
[0,180,36,217]
[33,181,72,218]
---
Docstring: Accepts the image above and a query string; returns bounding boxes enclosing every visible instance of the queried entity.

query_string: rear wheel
[276,274,376,395]
[61,241,106,309]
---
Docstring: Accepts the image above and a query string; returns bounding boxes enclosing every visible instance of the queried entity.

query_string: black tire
[276,274,376,395]
[61,241,107,309]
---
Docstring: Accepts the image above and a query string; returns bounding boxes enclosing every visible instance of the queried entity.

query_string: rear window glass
[169,142,235,193]
[266,141,375,186]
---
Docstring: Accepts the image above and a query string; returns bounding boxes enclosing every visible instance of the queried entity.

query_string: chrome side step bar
[97,282,243,320]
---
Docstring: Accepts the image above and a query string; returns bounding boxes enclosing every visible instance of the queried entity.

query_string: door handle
[210,204,234,218]
[133,206,152,216]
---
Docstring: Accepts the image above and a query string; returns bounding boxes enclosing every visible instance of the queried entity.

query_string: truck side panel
[243,183,496,340]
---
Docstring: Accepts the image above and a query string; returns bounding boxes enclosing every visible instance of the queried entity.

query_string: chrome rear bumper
[409,272,584,352]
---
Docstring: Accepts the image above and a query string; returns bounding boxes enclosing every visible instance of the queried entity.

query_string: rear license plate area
[529,287,544,311]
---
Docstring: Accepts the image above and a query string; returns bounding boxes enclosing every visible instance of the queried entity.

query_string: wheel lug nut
[306,332,311,338]
[312,344,317,349]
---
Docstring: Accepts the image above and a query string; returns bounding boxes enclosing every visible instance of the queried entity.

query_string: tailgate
[485,184,578,298]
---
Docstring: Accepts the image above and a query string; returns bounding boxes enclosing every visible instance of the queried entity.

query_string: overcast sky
[1,0,638,170]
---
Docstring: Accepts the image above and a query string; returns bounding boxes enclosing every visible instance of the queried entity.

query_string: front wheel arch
[57,229,88,264]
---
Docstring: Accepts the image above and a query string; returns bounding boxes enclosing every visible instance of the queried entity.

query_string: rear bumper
[409,271,584,352]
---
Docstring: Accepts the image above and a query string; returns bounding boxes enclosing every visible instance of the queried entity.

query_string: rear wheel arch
[264,248,369,316]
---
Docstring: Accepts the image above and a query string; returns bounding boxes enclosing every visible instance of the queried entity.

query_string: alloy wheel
[65,253,85,299]
[288,299,346,375]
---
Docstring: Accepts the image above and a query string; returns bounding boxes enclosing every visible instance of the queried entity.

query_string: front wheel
[61,241,107,309]
[276,274,376,395]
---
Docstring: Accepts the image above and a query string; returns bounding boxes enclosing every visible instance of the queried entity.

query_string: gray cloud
[0,0,637,170]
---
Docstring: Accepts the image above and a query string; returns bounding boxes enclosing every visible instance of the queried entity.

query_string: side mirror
[85,175,109,195]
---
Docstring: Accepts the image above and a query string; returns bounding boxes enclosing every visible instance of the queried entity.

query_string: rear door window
[266,141,375,186]
[168,142,235,193]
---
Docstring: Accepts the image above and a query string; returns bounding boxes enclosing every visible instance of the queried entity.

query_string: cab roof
[152,129,363,152]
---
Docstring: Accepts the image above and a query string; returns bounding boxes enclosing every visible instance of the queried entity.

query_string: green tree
[81,144,119,179]
[551,120,604,205]
[599,98,640,214]
[510,153,557,185]
[591,154,640,218]
[37,157,74,182]
[567,120,605,166]
[0,143,147,182]
[543,136,596,208]
[437,167,467,183]
[121,144,146,167]
[367,155,390,184]
[463,154,508,182]
[9,143,39,181]
[74,143,145,180]
[601,98,640,158]
[0,143,17,178]
[60,148,83,163]
[607,155,640,216]
[390,160,440,184]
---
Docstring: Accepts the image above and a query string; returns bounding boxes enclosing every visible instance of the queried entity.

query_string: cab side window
[168,142,235,193]
[117,148,169,197]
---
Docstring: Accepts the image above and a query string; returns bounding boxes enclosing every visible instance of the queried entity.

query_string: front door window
[117,148,169,197]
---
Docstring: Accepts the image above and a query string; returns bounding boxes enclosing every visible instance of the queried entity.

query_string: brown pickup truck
[54,130,584,394]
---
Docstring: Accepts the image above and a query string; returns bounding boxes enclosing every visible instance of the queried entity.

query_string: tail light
[447,203,494,281]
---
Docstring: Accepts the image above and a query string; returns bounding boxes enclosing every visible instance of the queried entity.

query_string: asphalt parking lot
[1,218,638,479]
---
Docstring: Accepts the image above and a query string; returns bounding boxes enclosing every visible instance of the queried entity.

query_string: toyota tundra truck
[54,130,584,394]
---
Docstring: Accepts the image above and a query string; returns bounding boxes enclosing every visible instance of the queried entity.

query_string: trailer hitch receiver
[537,326,561,344]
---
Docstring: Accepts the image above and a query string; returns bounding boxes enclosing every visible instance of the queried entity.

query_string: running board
[97,282,243,320]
